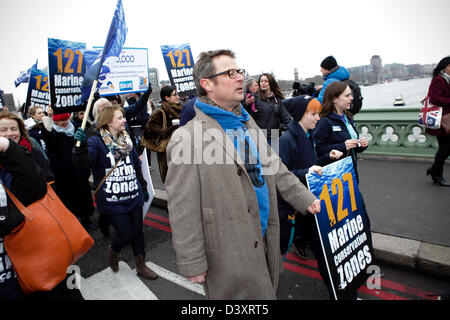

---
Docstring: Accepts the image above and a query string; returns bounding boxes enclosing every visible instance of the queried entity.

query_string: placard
[306,156,374,300]
[91,47,149,96]
[25,67,50,111]
[160,43,196,96]
[48,38,86,114]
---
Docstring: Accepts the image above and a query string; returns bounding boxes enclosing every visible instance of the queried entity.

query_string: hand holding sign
[307,199,321,215]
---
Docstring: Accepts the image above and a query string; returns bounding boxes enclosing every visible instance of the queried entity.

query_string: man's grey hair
[93,98,112,121]
[193,49,235,97]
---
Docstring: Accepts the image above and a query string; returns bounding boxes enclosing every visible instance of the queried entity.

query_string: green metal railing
[354,106,438,158]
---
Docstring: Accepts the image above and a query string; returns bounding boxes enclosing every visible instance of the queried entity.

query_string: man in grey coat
[165,49,321,299]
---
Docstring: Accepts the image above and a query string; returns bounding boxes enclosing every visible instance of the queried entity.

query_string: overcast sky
[1,0,448,104]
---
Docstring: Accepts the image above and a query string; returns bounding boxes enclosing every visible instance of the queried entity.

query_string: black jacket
[245,95,291,139]
[0,140,47,300]
[313,112,367,180]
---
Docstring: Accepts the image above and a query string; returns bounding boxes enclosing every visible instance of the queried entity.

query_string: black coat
[313,112,367,181]
[245,95,291,140]
[40,125,94,218]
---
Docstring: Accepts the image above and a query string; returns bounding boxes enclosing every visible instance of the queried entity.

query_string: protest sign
[48,38,86,114]
[141,149,155,221]
[161,43,195,96]
[306,156,374,300]
[90,47,149,96]
[26,67,50,112]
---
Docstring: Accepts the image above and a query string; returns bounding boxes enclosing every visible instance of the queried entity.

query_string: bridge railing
[353,106,437,158]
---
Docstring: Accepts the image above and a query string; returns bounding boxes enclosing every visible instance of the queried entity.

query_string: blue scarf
[196,100,270,236]
[52,120,75,137]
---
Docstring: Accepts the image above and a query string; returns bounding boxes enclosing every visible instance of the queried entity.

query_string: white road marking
[138,261,206,296]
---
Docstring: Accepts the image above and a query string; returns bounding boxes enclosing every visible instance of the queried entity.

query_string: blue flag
[14,60,38,87]
[80,0,127,103]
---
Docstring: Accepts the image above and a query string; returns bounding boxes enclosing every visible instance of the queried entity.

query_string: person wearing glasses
[141,85,182,183]
[245,73,291,145]
[165,49,321,299]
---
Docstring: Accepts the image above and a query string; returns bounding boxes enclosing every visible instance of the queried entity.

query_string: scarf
[99,128,133,160]
[440,71,450,84]
[52,120,75,137]
[195,99,270,236]
[161,101,183,119]
[18,137,32,153]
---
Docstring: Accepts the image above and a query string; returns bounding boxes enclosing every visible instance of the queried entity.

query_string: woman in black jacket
[41,109,94,229]
[0,136,47,300]
[246,73,291,145]
[314,81,368,182]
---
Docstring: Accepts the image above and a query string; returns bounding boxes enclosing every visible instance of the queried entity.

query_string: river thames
[360,77,431,108]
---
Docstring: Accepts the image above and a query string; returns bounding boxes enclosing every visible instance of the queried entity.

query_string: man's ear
[200,78,213,93]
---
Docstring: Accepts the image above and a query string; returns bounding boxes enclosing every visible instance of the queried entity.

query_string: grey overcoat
[165,106,317,299]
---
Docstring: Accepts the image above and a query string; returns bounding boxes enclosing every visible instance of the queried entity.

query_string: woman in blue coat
[73,105,158,280]
[274,95,343,299]
[314,81,368,182]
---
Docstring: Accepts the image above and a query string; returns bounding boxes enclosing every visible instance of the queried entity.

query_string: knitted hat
[53,113,70,121]
[283,95,319,122]
[320,56,338,71]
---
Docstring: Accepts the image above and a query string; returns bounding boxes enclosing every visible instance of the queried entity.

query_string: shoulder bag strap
[93,160,120,201]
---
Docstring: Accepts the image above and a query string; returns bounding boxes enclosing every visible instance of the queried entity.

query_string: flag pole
[76,79,98,147]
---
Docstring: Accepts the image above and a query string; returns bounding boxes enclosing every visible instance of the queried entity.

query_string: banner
[160,43,196,96]
[306,157,374,300]
[48,38,86,114]
[0,90,3,109]
[90,47,149,96]
[25,67,50,112]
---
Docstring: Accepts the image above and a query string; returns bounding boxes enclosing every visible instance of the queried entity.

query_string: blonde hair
[93,98,113,121]
[96,105,124,131]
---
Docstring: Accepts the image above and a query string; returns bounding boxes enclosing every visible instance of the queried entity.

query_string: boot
[134,255,158,280]
[432,176,450,187]
[107,246,119,272]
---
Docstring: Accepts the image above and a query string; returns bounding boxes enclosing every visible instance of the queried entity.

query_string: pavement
[148,151,450,281]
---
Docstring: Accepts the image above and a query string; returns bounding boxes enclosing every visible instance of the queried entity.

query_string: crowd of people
[0,51,449,301]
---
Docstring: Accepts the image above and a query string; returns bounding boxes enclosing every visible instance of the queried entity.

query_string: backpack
[343,78,363,115]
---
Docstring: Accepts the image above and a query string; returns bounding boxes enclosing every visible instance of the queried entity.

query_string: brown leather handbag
[3,182,94,294]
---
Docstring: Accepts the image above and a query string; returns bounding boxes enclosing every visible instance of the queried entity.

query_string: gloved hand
[74,128,87,144]
[143,191,150,202]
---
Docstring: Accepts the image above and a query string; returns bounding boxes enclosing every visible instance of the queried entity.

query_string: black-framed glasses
[205,68,246,79]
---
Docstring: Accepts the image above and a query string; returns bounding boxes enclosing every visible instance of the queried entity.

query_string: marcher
[25,106,47,151]
[0,111,53,181]
[72,105,158,279]
[315,56,350,102]
[72,110,91,131]
[243,78,259,113]
[314,81,368,182]
[141,85,182,183]
[273,95,343,299]
[165,49,320,299]
[41,108,95,229]
[0,136,47,300]
[425,56,450,186]
[246,73,291,145]
[124,84,153,155]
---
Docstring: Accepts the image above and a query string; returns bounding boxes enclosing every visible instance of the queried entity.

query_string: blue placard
[26,67,50,112]
[306,156,374,300]
[160,43,196,97]
[48,38,86,114]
